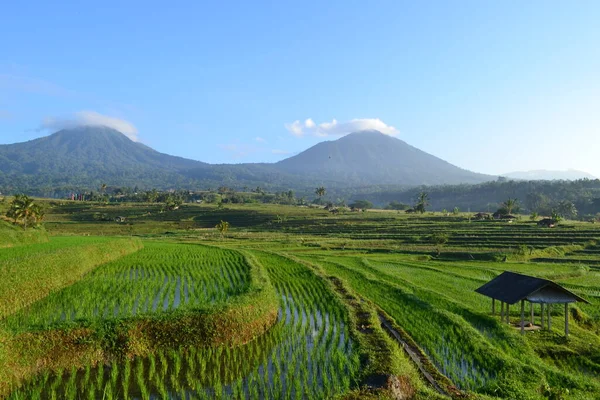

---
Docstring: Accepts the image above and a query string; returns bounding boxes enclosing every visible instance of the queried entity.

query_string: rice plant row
[0,236,143,320]
[306,252,600,399]
[4,242,251,332]
[10,249,361,399]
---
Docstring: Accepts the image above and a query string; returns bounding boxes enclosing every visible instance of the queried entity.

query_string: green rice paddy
[4,242,251,332]
[8,248,360,399]
[2,202,600,399]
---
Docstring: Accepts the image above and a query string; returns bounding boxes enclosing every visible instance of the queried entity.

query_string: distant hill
[0,126,494,195]
[503,169,597,181]
[0,126,217,193]
[276,130,493,186]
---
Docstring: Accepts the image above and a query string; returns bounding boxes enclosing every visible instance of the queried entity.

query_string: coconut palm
[555,200,577,220]
[414,192,430,214]
[215,220,230,238]
[501,198,520,215]
[315,186,326,198]
[6,194,44,228]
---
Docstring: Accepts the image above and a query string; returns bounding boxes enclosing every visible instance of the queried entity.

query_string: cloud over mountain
[285,118,398,137]
[39,111,139,141]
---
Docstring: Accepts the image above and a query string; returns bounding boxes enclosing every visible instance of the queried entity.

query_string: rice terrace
[0,195,599,400]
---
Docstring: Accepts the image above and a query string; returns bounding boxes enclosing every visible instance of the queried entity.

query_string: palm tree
[145,189,159,203]
[215,220,230,238]
[556,200,577,220]
[501,198,519,215]
[7,195,43,228]
[414,192,430,214]
[315,186,326,198]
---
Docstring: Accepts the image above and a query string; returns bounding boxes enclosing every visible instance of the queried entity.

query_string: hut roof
[475,271,589,305]
[538,218,558,226]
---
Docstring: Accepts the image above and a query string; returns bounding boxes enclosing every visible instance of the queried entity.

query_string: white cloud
[285,118,399,137]
[40,111,139,141]
[255,136,267,143]
[284,120,304,137]
[304,118,315,128]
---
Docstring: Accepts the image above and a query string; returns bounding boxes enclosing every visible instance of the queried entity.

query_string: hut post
[548,304,551,330]
[530,302,534,325]
[541,303,544,328]
[520,300,525,335]
[492,298,495,315]
[565,303,569,337]
[500,302,504,321]
[506,304,510,324]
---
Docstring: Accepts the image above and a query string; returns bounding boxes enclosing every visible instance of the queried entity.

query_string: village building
[475,271,589,336]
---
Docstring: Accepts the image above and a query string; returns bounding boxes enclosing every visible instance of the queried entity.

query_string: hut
[538,218,558,228]
[475,271,589,336]
[473,212,491,220]
[492,212,517,221]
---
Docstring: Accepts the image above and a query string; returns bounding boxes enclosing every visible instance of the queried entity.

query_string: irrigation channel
[8,245,361,399]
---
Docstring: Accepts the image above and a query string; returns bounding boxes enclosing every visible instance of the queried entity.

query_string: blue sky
[1,1,599,177]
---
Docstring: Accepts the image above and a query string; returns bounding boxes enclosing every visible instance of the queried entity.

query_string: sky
[1,1,599,177]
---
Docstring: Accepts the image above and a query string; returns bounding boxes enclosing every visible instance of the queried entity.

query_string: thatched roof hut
[475,271,588,336]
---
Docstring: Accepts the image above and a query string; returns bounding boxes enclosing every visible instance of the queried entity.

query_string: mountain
[0,126,205,173]
[276,130,493,186]
[0,126,209,191]
[0,126,494,195]
[503,169,597,181]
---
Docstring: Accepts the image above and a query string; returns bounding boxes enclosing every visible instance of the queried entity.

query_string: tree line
[342,179,600,220]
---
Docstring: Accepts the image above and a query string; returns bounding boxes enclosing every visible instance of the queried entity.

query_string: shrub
[430,232,449,246]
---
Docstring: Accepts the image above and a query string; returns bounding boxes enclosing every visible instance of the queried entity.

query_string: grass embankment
[0,220,48,249]
[273,251,444,400]
[1,243,278,397]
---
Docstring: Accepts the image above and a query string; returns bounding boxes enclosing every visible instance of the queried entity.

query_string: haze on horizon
[1,1,599,178]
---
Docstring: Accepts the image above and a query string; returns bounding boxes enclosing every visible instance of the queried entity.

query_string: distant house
[493,212,516,221]
[473,212,491,220]
[538,218,558,228]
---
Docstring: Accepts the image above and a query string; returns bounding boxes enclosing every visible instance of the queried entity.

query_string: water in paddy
[3,243,250,332]
[9,252,360,399]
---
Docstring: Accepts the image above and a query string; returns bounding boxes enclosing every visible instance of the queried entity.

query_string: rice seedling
[9,250,360,399]
[0,236,142,320]
[3,242,251,332]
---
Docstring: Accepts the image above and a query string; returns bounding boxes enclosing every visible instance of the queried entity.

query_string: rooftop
[475,271,589,305]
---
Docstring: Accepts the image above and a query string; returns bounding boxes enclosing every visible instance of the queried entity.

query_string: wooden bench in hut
[475,271,589,336]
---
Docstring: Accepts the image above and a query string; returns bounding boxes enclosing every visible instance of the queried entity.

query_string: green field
[1,201,600,399]
[3,242,252,332]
